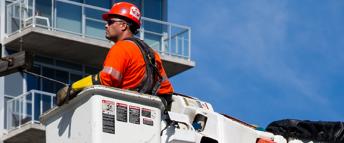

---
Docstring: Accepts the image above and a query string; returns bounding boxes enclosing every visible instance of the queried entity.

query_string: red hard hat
[102,2,141,28]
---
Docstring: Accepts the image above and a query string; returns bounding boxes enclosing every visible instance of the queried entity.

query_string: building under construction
[0,0,194,142]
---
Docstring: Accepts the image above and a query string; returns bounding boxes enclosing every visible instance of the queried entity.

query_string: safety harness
[124,37,163,96]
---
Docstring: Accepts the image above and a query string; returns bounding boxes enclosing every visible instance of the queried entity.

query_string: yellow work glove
[56,74,101,106]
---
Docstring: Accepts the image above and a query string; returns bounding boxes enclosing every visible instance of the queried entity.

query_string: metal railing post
[19,0,22,32]
[40,93,42,118]
[6,4,10,34]
[6,101,11,129]
[51,94,53,108]
[32,0,36,27]
[81,5,85,38]
[175,36,178,56]
[18,98,22,128]
[14,100,17,128]
[6,103,8,129]
[168,24,172,56]
[188,28,191,61]
[51,0,54,28]
[140,28,144,40]
[32,91,35,124]
[182,36,185,58]
[161,33,164,54]
[54,0,57,30]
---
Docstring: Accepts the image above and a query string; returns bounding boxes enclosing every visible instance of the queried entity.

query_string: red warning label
[129,105,140,124]
[143,118,153,126]
[116,103,128,122]
[142,108,151,118]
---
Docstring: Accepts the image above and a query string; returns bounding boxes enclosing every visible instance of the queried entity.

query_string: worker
[56,2,173,108]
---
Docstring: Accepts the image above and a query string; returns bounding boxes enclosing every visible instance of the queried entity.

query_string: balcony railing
[6,90,55,130]
[5,0,191,60]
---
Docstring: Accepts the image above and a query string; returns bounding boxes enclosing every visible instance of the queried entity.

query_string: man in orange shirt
[56,2,173,107]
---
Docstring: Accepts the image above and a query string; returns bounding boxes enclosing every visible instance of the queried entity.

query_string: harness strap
[124,37,162,96]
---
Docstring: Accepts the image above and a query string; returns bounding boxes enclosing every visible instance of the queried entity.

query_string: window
[26,57,86,120]
[115,0,142,9]
[56,1,82,33]
[36,0,52,21]
[5,72,23,96]
[27,66,41,91]
[26,56,100,93]
[143,0,163,20]
[85,0,112,8]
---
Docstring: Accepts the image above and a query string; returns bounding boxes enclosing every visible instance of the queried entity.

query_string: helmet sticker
[129,6,141,20]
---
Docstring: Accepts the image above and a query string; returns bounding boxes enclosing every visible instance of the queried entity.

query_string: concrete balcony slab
[4,27,194,77]
[3,123,45,143]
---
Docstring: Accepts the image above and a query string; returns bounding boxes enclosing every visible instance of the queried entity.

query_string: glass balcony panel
[53,95,57,106]
[6,3,20,34]
[170,26,189,59]
[84,8,106,40]
[5,90,55,128]
[4,96,13,129]
[6,99,15,129]
[42,94,52,113]
[56,1,82,34]
[144,33,162,53]
[33,92,41,121]
[141,19,168,54]
[86,19,105,40]
[85,8,103,20]
[20,95,32,125]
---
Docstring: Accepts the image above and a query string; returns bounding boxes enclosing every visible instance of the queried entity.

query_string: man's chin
[105,36,118,42]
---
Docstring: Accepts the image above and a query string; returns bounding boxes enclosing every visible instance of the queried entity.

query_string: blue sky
[168,0,344,127]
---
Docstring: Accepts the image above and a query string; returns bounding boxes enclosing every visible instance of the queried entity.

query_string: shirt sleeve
[155,53,174,95]
[99,42,130,87]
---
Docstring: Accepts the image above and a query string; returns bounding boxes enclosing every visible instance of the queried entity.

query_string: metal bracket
[0,51,33,76]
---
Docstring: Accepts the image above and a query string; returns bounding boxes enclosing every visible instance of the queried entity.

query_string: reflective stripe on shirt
[102,66,123,81]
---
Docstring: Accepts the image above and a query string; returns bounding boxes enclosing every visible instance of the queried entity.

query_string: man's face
[105,18,126,42]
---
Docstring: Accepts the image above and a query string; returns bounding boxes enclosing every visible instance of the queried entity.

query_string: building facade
[0,0,194,142]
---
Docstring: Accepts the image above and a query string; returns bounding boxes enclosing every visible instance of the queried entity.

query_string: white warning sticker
[102,100,116,115]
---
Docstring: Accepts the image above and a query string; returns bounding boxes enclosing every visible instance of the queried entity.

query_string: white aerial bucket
[41,86,164,143]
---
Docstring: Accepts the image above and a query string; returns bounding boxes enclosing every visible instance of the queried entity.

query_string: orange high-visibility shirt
[99,40,174,95]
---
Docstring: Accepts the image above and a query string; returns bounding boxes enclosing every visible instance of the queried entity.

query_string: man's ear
[121,23,128,31]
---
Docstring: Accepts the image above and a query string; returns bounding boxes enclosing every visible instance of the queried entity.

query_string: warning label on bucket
[102,100,116,134]
[143,118,153,126]
[116,103,128,122]
[102,100,116,115]
[103,113,115,134]
[141,108,151,118]
[129,105,140,124]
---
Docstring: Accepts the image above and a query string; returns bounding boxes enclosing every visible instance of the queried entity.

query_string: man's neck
[117,31,133,42]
